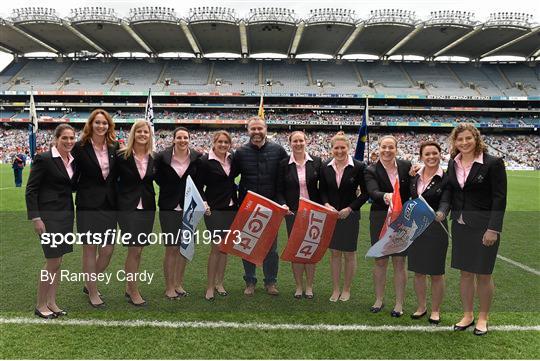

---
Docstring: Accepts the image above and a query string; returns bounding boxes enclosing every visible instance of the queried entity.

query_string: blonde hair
[121,120,153,159]
[288,130,306,142]
[80,109,116,145]
[212,130,232,149]
[330,131,350,148]
[449,123,487,158]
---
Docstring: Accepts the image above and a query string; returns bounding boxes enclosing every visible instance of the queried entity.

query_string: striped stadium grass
[0,165,539,359]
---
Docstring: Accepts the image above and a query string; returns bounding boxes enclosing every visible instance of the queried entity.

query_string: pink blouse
[91,139,109,179]
[289,153,313,199]
[328,155,354,188]
[171,148,190,179]
[209,148,232,176]
[133,153,149,209]
[454,152,484,189]
[416,166,444,194]
[51,146,74,179]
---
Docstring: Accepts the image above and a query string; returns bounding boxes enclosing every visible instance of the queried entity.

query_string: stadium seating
[1,59,538,98]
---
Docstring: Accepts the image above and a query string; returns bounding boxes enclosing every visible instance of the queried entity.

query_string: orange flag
[379,178,402,239]
[281,198,338,264]
[220,191,287,266]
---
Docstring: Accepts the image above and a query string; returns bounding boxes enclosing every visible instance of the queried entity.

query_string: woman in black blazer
[198,130,237,301]
[447,123,507,335]
[117,120,156,307]
[154,126,202,299]
[26,124,77,319]
[72,109,118,308]
[408,141,450,324]
[320,132,369,302]
[365,135,411,317]
[276,131,322,299]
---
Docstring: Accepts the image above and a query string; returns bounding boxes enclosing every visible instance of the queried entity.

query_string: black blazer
[447,153,507,232]
[365,159,412,212]
[319,158,369,212]
[197,152,238,210]
[72,140,118,209]
[154,147,202,210]
[276,154,322,211]
[116,151,155,211]
[26,151,77,221]
[410,170,451,216]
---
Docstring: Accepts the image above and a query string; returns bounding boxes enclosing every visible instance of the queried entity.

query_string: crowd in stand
[6,108,539,126]
[1,124,538,169]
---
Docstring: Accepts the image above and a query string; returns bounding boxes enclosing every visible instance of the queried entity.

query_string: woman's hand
[33,219,46,235]
[338,207,352,219]
[324,203,338,213]
[383,193,393,205]
[409,163,421,177]
[282,204,294,216]
[482,230,498,246]
[203,202,211,216]
[435,211,445,222]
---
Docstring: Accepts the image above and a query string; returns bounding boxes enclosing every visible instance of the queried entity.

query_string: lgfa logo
[233,204,272,255]
[404,201,416,221]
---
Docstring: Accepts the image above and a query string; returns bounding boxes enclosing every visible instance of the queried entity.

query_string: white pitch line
[0,317,539,332]
[497,255,540,276]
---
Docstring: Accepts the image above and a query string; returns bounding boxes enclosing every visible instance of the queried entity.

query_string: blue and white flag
[366,195,436,258]
[28,88,38,159]
[180,175,205,261]
[144,88,155,150]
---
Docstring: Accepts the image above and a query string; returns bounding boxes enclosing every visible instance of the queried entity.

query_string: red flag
[281,198,338,264]
[379,178,402,239]
[220,191,287,266]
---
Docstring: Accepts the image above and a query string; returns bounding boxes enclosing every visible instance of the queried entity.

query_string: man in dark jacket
[233,118,288,296]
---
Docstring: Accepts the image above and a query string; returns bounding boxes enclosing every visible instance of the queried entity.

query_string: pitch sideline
[1,317,539,332]
[497,254,540,276]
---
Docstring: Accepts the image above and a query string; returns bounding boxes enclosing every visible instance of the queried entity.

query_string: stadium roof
[0,7,538,60]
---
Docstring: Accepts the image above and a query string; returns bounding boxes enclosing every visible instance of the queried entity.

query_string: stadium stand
[2,125,538,169]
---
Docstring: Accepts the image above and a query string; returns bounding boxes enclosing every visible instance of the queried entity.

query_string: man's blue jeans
[242,238,278,286]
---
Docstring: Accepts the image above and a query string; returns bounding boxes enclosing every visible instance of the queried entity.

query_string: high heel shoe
[411,310,427,319]
[453,319,475,331]
[34,308,57,319]
[125,292,147,307]
[370,303,384,313]
[428,317,441,325]
[215,287,228,297]
[473,325,488,336]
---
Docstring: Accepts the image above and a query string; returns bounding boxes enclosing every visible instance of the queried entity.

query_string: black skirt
[159,210,183,246]
[407,220,448,275]
[76,200,117,245]
[40,218,74,259]
[369,210,407,257]
[451,222,499,275]
[118,210,155,247]
[204,206,237,246]
[329,211,360,252]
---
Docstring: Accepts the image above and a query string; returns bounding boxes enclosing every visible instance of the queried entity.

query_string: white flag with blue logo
[366,195,436,258]
[180,175,205,261]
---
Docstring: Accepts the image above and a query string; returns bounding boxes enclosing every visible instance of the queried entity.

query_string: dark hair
[419,141,441,158]
[173,126,190,139]
[54,124,75,139]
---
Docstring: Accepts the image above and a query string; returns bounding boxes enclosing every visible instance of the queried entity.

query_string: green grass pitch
[0,164,539,359]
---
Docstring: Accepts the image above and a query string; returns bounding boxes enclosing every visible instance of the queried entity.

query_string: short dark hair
[173,126,190,139]
[419,141,441,158]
